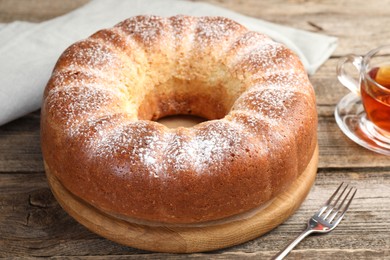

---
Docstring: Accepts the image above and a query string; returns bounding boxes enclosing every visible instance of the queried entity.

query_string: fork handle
[272,227,314,260]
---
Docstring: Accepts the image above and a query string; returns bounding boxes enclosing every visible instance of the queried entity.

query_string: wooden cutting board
[45,144,318,253]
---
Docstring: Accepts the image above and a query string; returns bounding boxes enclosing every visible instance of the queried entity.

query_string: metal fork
[273,183,357,260]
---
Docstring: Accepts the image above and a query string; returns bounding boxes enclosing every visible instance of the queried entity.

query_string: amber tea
[336,45,390,155]
[361,65,390,133]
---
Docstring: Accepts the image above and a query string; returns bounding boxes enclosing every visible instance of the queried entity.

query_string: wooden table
[1,0,389,258]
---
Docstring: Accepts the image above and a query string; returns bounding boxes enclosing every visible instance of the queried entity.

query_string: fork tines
[273,183,357,260]
[317,182,357,224]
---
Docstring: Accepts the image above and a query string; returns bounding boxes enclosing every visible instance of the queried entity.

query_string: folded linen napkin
[0,0,337,126]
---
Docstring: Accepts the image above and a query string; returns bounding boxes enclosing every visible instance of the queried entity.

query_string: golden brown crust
[41,15,317,224]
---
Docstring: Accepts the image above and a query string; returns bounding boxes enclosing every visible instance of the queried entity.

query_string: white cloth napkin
[0,0,337,126]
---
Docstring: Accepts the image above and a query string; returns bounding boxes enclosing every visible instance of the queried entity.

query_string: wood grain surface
[0,0,390,259]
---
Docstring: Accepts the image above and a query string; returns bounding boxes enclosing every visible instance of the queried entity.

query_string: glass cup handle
[336,54,363,96]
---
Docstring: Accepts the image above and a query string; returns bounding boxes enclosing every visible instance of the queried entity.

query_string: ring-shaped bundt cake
[41,15,317,224]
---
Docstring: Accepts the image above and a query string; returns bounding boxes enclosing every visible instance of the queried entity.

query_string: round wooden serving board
[46,144,318,253]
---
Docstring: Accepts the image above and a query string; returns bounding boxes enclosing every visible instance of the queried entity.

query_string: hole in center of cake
[157,114,207,129]
[137,79,233,126]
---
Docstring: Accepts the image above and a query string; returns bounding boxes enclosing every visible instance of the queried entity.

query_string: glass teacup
[335,45,390,155]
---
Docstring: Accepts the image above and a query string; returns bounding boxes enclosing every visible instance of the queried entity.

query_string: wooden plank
[0,111,43,173]
[0,0,88,22]
[311,58,350,108]
[0,169,389,257]
[318,117,390,168]
[0,173,140,257]
[5,250,389,259]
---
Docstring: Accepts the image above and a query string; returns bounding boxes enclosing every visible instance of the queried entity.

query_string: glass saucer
[335,92,390,156]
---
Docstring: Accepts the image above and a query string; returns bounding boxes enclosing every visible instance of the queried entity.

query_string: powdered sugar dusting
[231,41,300,85]
[159,130,195,173]
[242,43,287,71]
[168,15,196,39]
[90,119,251,177]
[117,15,171,47]
[44,15,314,182]
[59,40,118,72]
[251,69,312,95]
[234,31,271,47]
[45,85,123,136]
[159,120,253,174]
[195,16,244,43]
[225,31,273,64]
[192,121,240,172]
[68,113,130,153]
[47,70,122,98]
[233,86,296,124]
[93,121,168,178]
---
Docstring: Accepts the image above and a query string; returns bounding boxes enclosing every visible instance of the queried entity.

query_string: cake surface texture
[41,15,317,224]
